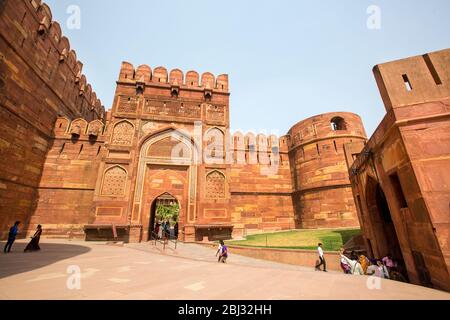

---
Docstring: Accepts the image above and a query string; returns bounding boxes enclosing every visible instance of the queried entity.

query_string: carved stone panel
[101,166,127,196]
[112,121,134,146]
[205,170,226,199]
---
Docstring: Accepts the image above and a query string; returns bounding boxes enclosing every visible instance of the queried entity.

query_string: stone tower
[287,112,367,229]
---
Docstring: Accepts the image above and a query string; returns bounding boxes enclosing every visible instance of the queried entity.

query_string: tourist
[216,240,224,262]
[174,221,179,239]
[377,260,390,279]
[218,240,228,263]
[164,220,170,238]
[382,254,396,271]
[340,255,352,274]
[366,259,379,276]
[315,243,327,272]
[3,221,20,253]
[350,250,359,261]
[24,225,42,252]
[339,250,364,275]
[359,254,370,274]
[154,222,160,239]
[157,221,163,239]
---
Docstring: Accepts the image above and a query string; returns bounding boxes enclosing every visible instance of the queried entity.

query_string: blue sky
[46,0,450,136]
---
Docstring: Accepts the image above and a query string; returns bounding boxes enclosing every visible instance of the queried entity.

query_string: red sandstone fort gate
[1,0,450,291]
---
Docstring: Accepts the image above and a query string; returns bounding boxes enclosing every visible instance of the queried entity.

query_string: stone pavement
[0,239,449,300]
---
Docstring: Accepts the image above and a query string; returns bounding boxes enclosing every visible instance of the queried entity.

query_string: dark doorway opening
[366,179,408,279]
[148,193,179,241]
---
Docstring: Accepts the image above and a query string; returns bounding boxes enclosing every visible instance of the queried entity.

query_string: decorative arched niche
[205,170,226,199]
[101,165,127,196]
[111,120,134,146]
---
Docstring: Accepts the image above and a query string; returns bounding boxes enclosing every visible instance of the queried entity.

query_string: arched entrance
[148,193,180,240]
[132,127,199,242]
[365,177,406,270]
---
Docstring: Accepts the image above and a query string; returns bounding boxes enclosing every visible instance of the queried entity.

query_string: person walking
[218,240,228,263]
[24,225,42,252]
[315,243,327,272]
[216,240,224,262]
[4,221,20,253]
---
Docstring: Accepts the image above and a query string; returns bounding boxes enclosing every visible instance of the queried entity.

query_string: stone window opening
[402,74,413,91]
[331,117,347,131]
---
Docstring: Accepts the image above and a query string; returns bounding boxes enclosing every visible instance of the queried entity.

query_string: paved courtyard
[0,239,449,300]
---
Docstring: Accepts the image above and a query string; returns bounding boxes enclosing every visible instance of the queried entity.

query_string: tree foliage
[156,203,180,223]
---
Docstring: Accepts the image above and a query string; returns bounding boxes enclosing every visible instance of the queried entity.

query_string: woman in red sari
[24,225,42,252]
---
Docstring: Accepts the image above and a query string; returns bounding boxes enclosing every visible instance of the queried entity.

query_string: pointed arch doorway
[365,177,407,278]
[148,193,180,240]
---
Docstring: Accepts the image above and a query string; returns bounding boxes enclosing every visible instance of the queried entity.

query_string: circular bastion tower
[287,112,367,229]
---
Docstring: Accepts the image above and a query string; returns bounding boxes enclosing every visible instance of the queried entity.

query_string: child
[215,240,223,262]
[216,240,228,263]
[219,242,228,263]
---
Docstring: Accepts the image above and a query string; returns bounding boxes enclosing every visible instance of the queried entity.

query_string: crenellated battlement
[118,62,229,92]
[231,132,288,153]
[53,116,107,140]
[0,0,105,120]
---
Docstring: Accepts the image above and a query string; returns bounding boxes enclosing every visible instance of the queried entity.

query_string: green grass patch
[226,228,361,251]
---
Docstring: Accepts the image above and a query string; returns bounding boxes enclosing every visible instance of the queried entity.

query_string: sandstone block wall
[32,117,106,238]
[0,0,104,238]
[348,48,450,291]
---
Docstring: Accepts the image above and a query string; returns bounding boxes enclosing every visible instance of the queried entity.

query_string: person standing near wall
[3,221,20,253]
[24,225,42,252]
[315,243,327,272]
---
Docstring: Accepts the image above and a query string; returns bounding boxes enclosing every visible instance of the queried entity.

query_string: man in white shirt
[315,243,327,272]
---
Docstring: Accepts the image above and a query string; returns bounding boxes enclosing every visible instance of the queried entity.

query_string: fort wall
[347,48,450,291]
[0,0,104,238]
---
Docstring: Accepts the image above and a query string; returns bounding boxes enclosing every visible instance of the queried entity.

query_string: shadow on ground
[0,242,91,279]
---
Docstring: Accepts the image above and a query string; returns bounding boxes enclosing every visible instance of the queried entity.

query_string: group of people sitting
[339,249,407,282]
